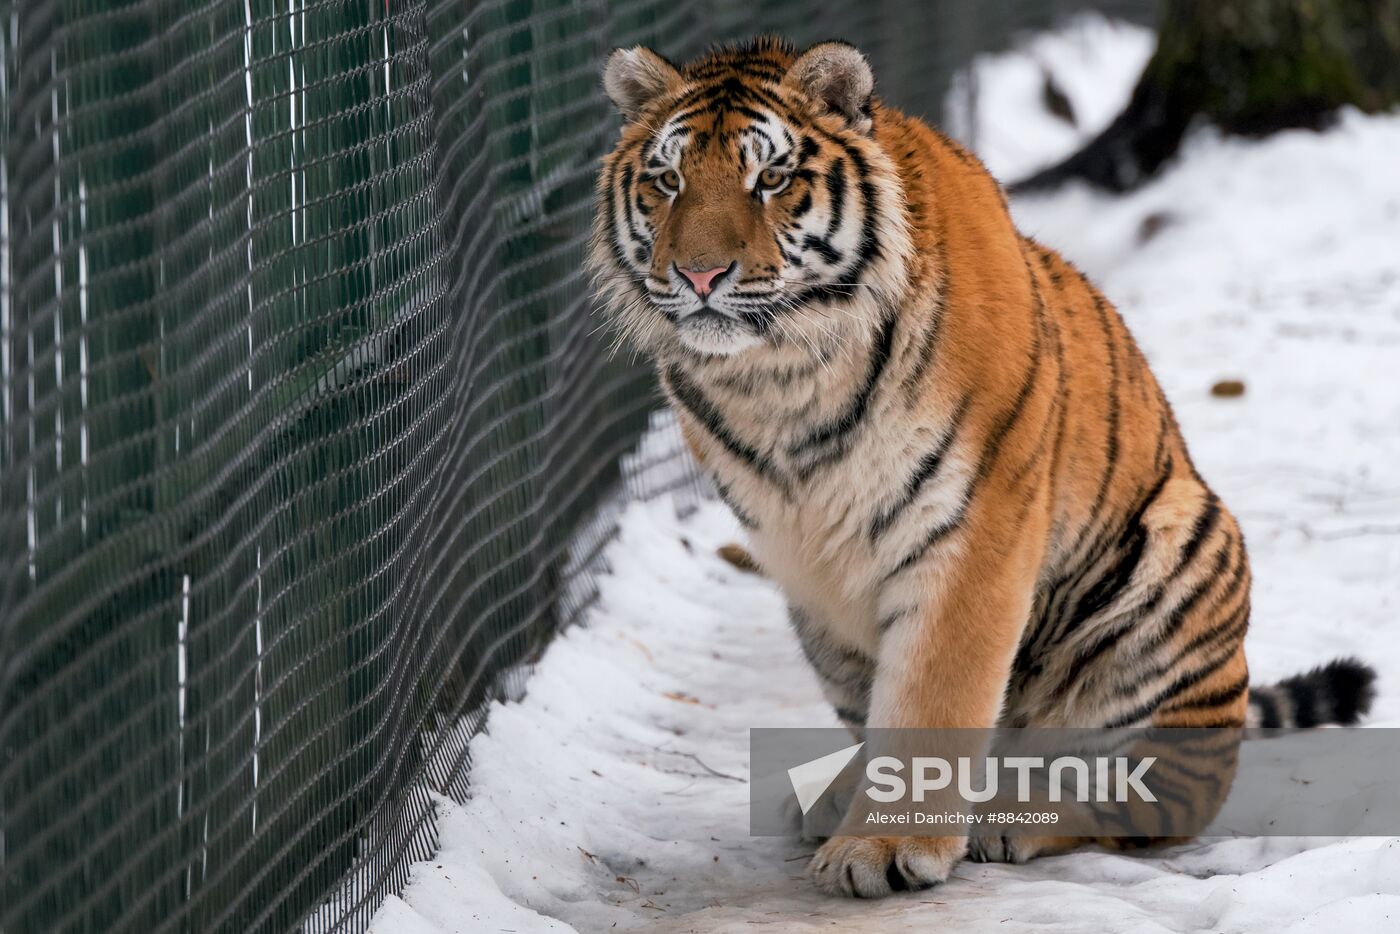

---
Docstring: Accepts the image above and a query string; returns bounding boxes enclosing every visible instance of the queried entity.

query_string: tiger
[588,37,1377,898]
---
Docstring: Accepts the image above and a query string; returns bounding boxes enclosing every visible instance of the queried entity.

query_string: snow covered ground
[368,20,1400,934]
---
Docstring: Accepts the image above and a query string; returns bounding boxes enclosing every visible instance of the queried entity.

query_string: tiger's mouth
[674,306,763,356]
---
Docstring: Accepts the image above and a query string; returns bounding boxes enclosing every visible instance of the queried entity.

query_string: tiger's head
[590,38,912,360]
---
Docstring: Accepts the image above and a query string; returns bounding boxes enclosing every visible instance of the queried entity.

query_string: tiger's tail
[1247,657,1377,728]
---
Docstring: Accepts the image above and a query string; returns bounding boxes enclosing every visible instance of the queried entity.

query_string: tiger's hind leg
[975,653,1251,866]
[981,478,1255,865]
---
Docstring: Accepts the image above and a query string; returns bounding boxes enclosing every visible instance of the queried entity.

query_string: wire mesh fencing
[0,1,1156,931]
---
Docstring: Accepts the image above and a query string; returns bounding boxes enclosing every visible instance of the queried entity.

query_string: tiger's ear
[603,47,682,120]
[784,41,875,134]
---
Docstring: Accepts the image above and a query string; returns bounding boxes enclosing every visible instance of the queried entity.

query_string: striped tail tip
[1247,657,1378,728]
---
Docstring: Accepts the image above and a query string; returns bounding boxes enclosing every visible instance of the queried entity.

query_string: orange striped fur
[590,38,1374,897]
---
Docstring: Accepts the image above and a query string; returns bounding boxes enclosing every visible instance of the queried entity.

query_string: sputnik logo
[787,742,864,815]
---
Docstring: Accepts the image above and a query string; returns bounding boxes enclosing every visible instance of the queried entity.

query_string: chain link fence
[0,1,1155,931]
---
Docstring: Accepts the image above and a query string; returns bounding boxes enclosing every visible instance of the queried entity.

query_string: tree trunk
[1015,0,1400,192]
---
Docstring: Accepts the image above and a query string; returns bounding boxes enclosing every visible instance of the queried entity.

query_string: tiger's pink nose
[676,263,732,297]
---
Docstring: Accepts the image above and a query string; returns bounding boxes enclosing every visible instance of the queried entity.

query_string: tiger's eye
[758,167,787,189]
[658,169,681,192]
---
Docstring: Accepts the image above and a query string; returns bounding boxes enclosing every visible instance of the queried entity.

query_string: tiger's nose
[676,263,733,297]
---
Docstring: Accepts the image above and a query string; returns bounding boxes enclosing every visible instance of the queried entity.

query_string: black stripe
[1103,642,1241,729]
[743,124,776,163]
[877,606,914,633]
[824,158,847,237]
[1054,356,1133,595]
[900,311,942,406]
[686,63,788,84]
[1066,415,1168,635]
[1131,507,1233,627]
[779,247,804,268]
[791,189,813,218]
[739,76,797,111]
[727,103,773,124]
[793,283,857,305]
[1130,766,1197,814]
[665,365,788,493]
[1036,481,1209,694]
[868,397,970,542]
[1049,536,1157,684]
[1039,461,1174,656]
[1093,545,1236,701]
[1038,248,1064,289]
[976,283,1046,479]
[1131,602,1254,722]
[1158,587,1250,677]
[834,706,867,726]
[618,163,648,253]
[900,236,948,405]
[672,76,765,113]
[1143,545,1234,652]
[602,155,631,272]
[731,301,778,335]
[776,124,796,157]
[1073,293,1123,554]
[1010,628,1040,684]
[671,81,785,127]
[1074,511,1152,624]
[713,480,758,529]
[843,144,882,281]
[792,618,874,697]
[1008,335,1067,488]
[801,234,842,265]
[783,123,882,287]
[933,128,975,166]
[1042,337,1073,487]
[1161,673,1249,716]
[1148,537,1248,638]
[789,311,897,459]
[1177,496,1222,571]
[882,499,970,581]
[1147,742,1235,797]
[1196,539,1250,619]
[1090,555,1233,701]
[667,100,725,125]
[1281,676,1319,727]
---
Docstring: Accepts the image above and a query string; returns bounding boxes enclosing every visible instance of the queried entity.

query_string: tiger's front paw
[810,835,966,898]
[967,833,1081,864]
[966,834,1030,864]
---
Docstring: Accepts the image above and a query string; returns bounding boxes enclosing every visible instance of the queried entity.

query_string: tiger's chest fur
[662,294,979,662]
